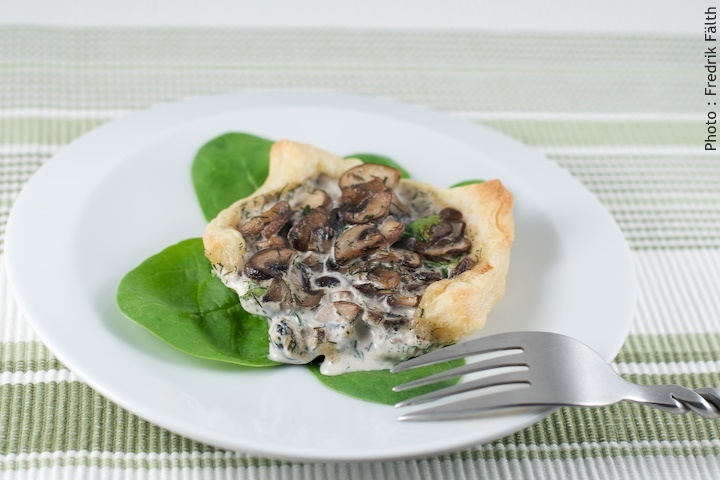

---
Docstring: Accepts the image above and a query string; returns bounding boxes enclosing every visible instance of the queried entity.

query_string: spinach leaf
[117,238,278,367]
[403,214,442,243]
[451,179,484,188]
[347,153,411,178]
[307,359,465,405]
[192,133,274,221]
[121,132,466,404]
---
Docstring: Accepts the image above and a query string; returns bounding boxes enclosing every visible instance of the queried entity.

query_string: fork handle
[630,385,720,419]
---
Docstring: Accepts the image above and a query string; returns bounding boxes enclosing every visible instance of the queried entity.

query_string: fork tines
[391,332,534,421]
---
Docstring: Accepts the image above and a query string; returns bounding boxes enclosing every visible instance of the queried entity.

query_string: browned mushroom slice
[440,207,463,222]
[421,236,472,260]
[367,266,401,289]
[449,257,475,278]
[339,178,392,224]
[429,221,453,241]
[405,270,444,292]
[262,201,293,238]
[269,319,308,359]
[328,208,344,236]
[388,294,421,308]
[244,248,297,280]
[288,264,324,307]
[354,283,394,295]
[328,290,354,302]
[315,301,362,325]
[301,254,323,272]
[256,236,286,250]
[361,308,383,325]
[238,201,292,238]
[378,217,405,245]
[368,249,422,269]
[287,208,333,253]
[417,271,443,282]
[296,189,331,210]
[397,250,422,269]
[315,276,340,288]
[339,164,401,189]
[383,315,409,331]
[262,277,294,312]
[334,225,388,265]
[237,216,265,237]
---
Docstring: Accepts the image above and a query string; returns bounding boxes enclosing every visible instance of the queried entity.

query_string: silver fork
[391,331,720,421]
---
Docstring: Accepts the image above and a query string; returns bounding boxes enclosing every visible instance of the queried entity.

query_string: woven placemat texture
[1,27,718,479]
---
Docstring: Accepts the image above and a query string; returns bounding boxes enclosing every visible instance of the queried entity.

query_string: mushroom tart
[203,140,514,375]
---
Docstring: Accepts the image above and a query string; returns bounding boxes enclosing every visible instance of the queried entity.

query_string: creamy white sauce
[216,176,449,375]
[222,248,429,375]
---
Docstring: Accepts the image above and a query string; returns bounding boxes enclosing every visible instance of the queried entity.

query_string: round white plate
[5,91,636,462]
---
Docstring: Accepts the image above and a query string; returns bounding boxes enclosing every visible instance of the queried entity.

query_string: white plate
[5,91,636,462]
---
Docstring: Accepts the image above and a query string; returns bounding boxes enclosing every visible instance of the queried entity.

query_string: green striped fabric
[1,28,718,479]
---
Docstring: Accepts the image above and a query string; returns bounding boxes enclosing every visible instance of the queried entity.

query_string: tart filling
[203,140,514,375]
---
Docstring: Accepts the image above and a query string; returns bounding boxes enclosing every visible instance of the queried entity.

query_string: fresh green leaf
[347,153,411,178]
[423,257,462,278]
[402,214,442,243]
[307,359,465,405]
[192,133,274,221]
[117,238,278,367]
[451,179,484,188]
[121,132,465,404]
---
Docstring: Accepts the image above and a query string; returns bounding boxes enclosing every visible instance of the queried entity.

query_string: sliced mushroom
[296,189,331,210]
[315,301,362,325]
[315,276,340,288]
[449,257,475,278]
[238,201,292,238]
[339,164,401,189]
[244,248,297,280]
[328,208,345,236]
[328,290,354,302]
[388,294,421,308]
[397,250,422,269]
[354,283,394,296]
[256,236,286,250]
[440,207,463,222]
[324,257,344,272]
[339,178,392,224]
[262,201,293,238]
[429,221,453,242]
[287,208,333,253]
[367,266,401,289]
[421,236,472,260]
[368,249,422,269]
[383,316,408,331]
[361,308,384,325]
[334,225,388,265]
[301,254,323,272]
[288,264,324,307]
[378,217,405,245]
[417,271,443,282]
[406,270,443,291]
[269,318,308,360]
[262,277,294,312]
[237,216,264,237]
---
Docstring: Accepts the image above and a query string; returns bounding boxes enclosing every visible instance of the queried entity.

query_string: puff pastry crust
[203,139,514,345]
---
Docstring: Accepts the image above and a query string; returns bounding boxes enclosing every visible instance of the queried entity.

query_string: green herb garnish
[402,214,442,243]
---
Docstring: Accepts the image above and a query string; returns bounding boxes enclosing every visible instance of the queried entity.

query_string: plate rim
[4,90,637,461]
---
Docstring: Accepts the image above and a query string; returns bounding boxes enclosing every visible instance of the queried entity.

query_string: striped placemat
[1,27,718,479]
